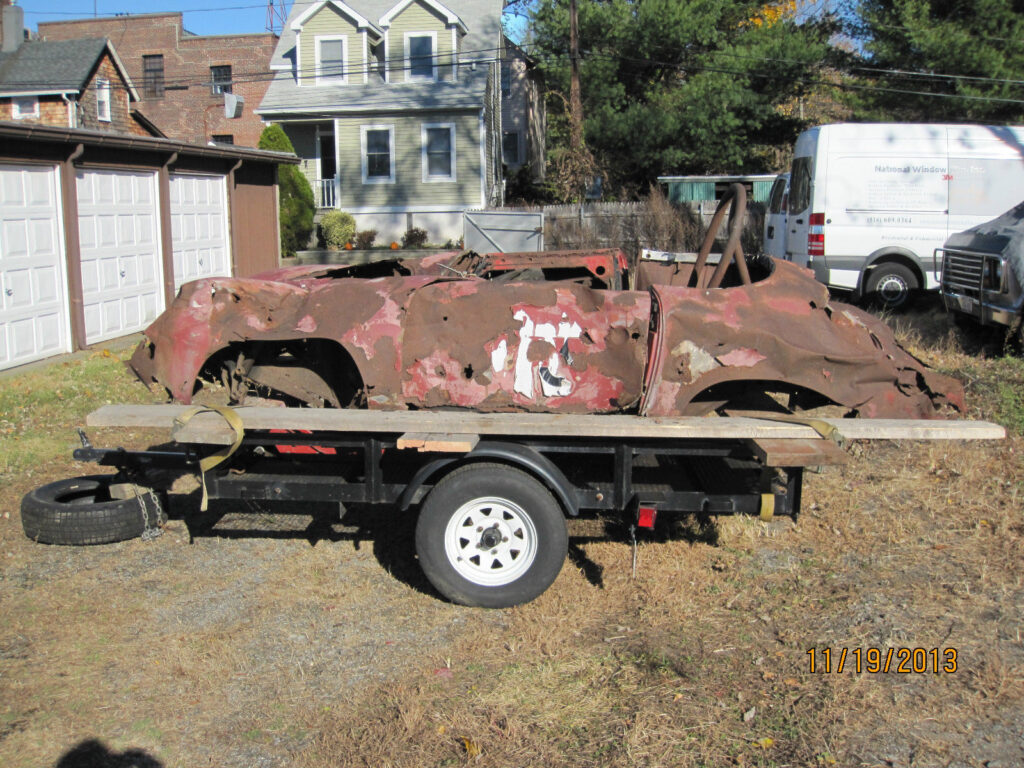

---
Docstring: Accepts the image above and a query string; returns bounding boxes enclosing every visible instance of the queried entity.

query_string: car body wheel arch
[197,336,374,405]
[398,441,578,518]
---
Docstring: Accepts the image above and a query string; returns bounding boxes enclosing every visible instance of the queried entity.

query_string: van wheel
[415,463,568,608]
[866,264,917,311]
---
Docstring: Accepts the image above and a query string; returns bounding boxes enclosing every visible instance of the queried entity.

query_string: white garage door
[0,164,70,370]
[170,173,231,290]
[77,169,163,344]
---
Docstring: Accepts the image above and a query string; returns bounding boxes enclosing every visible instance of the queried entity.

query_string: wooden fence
[499,200,766,256]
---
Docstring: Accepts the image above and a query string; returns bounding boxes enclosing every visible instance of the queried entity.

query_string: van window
[768,177,787,214]
[789,157,812,214]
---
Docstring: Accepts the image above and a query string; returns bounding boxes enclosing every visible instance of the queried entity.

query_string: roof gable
[379,0,467,32]
[291,0,383,37]
[0,38,139,100]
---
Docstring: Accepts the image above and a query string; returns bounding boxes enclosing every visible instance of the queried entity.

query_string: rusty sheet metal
[131,274,437,407]
[639,260,964,419]
[400,281,650,412]
[131,250,965,421]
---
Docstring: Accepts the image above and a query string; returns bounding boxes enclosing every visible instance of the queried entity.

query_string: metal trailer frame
[68,405,1004,607]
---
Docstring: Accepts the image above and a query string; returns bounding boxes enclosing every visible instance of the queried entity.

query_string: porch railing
[317,179,336,209]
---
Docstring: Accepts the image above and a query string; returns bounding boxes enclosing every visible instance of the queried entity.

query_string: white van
[762,173,789,259]
[787,123,1024,308]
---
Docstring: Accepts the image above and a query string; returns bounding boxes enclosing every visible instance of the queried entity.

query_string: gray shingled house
[256,0,514,244]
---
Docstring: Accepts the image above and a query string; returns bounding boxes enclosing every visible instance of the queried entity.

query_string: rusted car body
[130,249,963,420]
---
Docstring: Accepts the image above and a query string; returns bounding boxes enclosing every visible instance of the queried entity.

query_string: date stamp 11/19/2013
[807,647,958,674]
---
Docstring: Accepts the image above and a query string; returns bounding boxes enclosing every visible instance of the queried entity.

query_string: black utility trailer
[24,405,1005,608]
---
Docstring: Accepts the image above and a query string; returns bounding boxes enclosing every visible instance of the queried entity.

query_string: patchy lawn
[0,306,1021,768]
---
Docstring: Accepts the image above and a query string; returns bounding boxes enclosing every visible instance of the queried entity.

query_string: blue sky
[23,1,529,39]
[23,1,289,37]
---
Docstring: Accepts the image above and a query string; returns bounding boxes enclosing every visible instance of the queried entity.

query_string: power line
[6,42,1024,109]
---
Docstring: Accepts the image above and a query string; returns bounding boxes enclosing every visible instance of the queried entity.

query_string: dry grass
[1,305,1023,767]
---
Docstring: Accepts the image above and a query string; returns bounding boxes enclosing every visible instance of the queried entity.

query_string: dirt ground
[1,307,1022,768]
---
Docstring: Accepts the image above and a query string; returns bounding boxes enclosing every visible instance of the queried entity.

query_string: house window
[501,61,512,98]
[212,134,234,145]
[422,123,455,181]
[12,96,38,119]
[211,65,232,95]
[143,55,164,98]
[502,131,521,165]
[406,33,436,80]
[316,37,347,85]
[361,125,394,184]
[96,79,111,121]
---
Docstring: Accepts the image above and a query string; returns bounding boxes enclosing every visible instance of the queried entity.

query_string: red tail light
[808,212,825,256]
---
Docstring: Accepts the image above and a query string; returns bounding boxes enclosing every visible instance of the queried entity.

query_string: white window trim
[404,31,437,82]
[12,95,39,119]
[315,35,349,86]
[421,122,456,183]
[96,79,111,122]
[360,124,395,184]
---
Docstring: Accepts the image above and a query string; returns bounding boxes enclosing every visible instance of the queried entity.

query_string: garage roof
[0,121,301,165]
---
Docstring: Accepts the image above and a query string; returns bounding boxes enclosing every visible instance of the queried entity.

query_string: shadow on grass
[167,492,440,600]
[55,739,162,768]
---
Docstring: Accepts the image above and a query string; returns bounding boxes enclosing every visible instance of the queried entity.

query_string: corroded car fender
[130,273,438,407]
[640,259,963,419]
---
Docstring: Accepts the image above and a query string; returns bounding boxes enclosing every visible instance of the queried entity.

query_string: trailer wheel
[865,263,917,311]
[21,475,165,546]
[415,463,568,608]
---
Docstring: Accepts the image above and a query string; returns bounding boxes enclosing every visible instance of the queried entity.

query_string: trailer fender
[398,441,579,517]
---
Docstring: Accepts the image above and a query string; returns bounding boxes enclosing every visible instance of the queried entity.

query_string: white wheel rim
[443,496,539,587]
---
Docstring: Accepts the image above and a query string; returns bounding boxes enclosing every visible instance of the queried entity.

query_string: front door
[319,131,336,207]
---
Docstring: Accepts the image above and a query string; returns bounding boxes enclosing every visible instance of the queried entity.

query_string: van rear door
[763,173,789,259]
[787,156,813,267]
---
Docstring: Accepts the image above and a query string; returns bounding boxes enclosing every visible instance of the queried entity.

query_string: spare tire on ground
[21,475,166,545]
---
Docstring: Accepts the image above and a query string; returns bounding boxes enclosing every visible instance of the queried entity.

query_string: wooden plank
[86,404,1006,446]
[749,438,848,467]
[397,432,480,453]
[396,432,427,450]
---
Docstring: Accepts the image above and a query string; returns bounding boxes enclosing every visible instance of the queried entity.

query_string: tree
[849,0,1024,122]
[259,124,315,258]
[526,0,834,197]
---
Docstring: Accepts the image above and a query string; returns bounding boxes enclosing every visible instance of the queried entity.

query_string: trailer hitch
[73,428,199,470]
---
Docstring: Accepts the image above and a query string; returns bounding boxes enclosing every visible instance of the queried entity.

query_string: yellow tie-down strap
[752,414,845,448]
[172,406,245,511]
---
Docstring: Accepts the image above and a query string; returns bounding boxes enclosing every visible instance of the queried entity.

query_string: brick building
[39,12,278,147]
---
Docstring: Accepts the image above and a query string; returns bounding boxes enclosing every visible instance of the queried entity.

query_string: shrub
[355,229,377,249]
[320,211,356,250]
[401,227,429,249]
[258,124,314,258]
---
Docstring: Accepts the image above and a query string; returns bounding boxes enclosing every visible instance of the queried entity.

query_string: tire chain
[126,473,164,542]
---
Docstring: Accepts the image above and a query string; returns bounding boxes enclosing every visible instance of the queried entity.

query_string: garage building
[0,122,299,371]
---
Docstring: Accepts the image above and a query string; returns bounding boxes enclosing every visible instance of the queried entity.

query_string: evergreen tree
[526,0,834,197]
[851,0,1024,122]
[259,124,315,258]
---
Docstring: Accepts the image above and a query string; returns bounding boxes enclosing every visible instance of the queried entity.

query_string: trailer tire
[21,475,165,546]
[415,463,568,608]
[865,263,917,311]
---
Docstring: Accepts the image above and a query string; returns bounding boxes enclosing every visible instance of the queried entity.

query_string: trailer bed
[86,404,1006,446]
